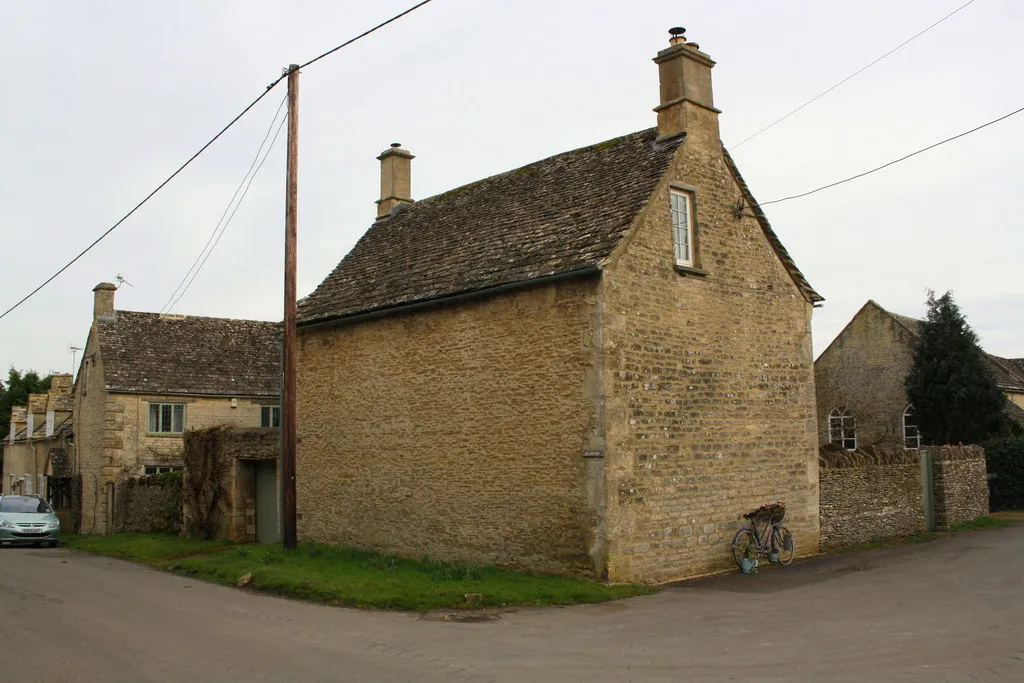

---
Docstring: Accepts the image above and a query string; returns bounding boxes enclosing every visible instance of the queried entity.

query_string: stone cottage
[73,283,281,534]
[814,300,1024,450]
[3,374,73,498]
[295,30,824,583]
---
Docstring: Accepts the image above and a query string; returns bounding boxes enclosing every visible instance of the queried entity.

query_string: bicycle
[731,502,795,573]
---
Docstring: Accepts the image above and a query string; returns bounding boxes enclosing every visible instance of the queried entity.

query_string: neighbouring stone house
[3,374,74,502]
[814,300,1024,450]
[72,282,281,534]
[294,30,824,583]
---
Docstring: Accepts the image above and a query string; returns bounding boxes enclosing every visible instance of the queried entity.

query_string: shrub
[984,436,1024,510]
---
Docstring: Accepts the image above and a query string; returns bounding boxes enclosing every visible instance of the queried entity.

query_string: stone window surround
[143,465,183,475]
[669,182,707,277]
[829,406,857,451]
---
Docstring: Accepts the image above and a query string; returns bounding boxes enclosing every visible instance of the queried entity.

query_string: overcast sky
[1,0,1021,379]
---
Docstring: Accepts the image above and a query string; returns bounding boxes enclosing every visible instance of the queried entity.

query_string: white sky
[1,0,1021,378]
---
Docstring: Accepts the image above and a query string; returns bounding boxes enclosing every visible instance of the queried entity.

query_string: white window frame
[670,189,695,267]
[261,405,281,428]
[903,404,921,450]
[148,402,186,434]
[828,406,857,451]
[144,465,183,475]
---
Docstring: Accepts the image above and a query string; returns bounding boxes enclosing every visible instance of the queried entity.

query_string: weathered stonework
[182,427,278,542]
[111,473,182,533]
[297,280,601,574]
[599,104,819,582]
[818,448,925,550]
[931,445,989,529]
[814,301,917,448]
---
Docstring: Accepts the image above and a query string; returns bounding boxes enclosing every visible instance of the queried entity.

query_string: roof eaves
[721,147,823,304]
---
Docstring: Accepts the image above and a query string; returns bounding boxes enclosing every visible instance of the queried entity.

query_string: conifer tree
[905,290,1006,444]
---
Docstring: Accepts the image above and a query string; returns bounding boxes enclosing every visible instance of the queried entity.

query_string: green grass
[63,534,651,611]
[949,515,1013,531]
[63,533,234,564]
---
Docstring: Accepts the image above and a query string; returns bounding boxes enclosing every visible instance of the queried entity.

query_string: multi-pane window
[670,190,693,266]
[144,465,183,475]
[148,403,185,434]
[261,406,281,428]
[903,404,921,449]
[828,407,857,450]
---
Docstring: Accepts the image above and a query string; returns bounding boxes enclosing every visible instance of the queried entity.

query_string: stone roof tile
[96,311,280,396]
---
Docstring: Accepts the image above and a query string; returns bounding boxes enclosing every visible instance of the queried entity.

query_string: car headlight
[0,519,14,529]
[47,520,60,529]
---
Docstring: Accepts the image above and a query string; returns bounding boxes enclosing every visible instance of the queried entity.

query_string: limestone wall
[931,445,989,529]
[182,426,278,542]
[814,302,917,448]
[111,473,182,533]
[296,279,601,576]
[818,448,925,550]
[600,105,820,583]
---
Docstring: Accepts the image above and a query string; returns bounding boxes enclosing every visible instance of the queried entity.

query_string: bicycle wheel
[731,528,757,570]
[774,525,795,566]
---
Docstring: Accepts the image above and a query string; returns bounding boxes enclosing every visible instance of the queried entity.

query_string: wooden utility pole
[282,64,300,550]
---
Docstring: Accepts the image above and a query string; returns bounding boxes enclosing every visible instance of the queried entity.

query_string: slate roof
[298,127,822,326]
[95,311,280,396]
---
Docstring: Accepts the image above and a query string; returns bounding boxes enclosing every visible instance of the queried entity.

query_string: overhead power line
[166,110,289,313]
[759,104,1024,207]
[0,0,437,323]
[729,0,978,151]
[161,94,288,313]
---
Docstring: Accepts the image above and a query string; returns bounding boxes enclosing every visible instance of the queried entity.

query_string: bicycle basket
[769,504,786,524]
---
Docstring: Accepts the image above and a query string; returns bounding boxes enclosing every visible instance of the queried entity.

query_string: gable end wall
[600,107,820,582]
[814,304,916,448]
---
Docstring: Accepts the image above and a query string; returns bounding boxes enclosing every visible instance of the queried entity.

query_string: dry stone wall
[112,472,182,533]
[818,447,924,550]
[931,445,989,529]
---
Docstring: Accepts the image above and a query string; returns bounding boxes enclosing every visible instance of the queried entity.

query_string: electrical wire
[728,0,978,151]
[166,111,289,313]
[759,104,1024,207]
[0,0,438,322]
[160,94,288,313]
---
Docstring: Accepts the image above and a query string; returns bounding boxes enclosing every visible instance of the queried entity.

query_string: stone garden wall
[112,472,182,533]
[931,445,989,530]
[818,447,925,550]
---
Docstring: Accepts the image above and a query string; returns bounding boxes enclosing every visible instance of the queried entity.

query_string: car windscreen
[0,496,53,513]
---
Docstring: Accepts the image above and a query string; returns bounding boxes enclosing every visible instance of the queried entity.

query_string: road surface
[1,525,1021,682]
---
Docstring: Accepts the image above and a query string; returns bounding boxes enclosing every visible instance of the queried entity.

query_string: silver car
[0,495,60,547]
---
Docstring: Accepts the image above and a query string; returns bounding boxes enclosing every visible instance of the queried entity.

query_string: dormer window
[670,189,693,266]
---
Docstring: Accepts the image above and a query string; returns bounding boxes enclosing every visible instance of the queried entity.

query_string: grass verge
[949,515,1013,531]
[62,533,651,611]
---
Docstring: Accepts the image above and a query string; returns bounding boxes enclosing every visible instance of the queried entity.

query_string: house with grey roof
[814,300,1024,451]
[73,282,281,534]
[295,30,823,583]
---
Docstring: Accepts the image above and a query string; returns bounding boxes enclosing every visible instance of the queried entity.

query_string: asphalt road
[1,525,1022,682]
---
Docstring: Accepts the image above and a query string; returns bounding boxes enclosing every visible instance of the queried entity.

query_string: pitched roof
[872,302,1024,392]
[721,149,822,304]
[299,128,687,325]
[95,311,280,396]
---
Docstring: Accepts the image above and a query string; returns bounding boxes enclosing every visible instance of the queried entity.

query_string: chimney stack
[93,282,116,320]
[653,27,720,141]
[375,143,414,219]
